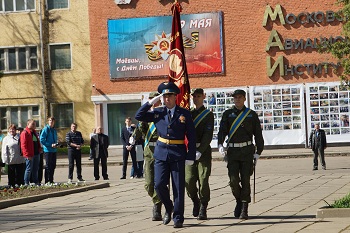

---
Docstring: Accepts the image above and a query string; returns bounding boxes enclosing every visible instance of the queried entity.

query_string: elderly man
[135,82,196,228]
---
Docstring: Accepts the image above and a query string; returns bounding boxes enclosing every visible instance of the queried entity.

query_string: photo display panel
[249,84,306,145]
[306,82,350,143]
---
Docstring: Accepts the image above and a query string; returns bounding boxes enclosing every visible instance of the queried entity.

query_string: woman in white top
[1,124,25,187]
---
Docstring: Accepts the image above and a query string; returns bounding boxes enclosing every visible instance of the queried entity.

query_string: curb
[0,182,110,210]
[316,207,350,218]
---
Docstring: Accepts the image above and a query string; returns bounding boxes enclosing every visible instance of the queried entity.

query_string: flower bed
[0,183,87,201]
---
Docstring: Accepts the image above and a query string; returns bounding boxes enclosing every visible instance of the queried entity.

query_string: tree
[318,0,350,87]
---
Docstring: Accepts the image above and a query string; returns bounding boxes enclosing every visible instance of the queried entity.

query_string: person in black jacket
[309,123,327,170]
[120,117,137,179]
[90,127,109,180]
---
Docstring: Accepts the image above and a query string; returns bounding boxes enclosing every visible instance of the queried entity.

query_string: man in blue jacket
[135,82,196,229]
[39,116,58,184]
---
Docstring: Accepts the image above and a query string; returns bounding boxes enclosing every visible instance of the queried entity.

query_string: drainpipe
[38,0,47,123]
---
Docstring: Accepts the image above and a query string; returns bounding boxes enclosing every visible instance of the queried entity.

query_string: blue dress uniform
[135,84,196,226]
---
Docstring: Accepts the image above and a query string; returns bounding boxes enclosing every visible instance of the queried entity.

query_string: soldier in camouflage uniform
[217,89,264,220]
[185,88,214,220]
[130,92,163,221]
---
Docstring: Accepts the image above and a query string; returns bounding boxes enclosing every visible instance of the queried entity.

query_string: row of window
[0,44,71,72]
[0,0,68,13]
[0,103,73,131]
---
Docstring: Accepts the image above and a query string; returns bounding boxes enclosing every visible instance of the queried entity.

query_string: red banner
[168,2,191,110]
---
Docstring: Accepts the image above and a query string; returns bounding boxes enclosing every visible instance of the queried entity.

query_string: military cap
[191,88,204,95]
[233,89,246,97]
[157,82,180,95]
[149,92,160,99]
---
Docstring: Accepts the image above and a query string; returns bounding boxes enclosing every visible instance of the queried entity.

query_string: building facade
[90,0,349,146]
[0,0,94,140]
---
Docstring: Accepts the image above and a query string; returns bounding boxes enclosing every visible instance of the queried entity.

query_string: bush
[332,193,350,208]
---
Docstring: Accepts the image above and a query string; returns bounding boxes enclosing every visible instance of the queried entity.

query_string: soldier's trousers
[227,159,253,203]
[144,155,161,204]
[185,159,211,204]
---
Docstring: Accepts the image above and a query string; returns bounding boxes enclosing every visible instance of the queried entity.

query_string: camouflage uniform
[218,104,264,218]
[185,105,214,219]
[132,121,162,220]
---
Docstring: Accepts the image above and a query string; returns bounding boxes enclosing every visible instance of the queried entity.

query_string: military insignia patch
[179,115,186,123]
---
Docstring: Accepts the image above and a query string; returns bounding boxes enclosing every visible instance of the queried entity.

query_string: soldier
[218,89,264,220]
[185,88,214,220]
[135,82,196,229]
[130,92,163,221]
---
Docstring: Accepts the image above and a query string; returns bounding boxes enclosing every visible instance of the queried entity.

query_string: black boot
[239,202,249,220]
[198,203,208,220]
[152,202,162,221]
[192,197,200,217]
[234,200,242,218]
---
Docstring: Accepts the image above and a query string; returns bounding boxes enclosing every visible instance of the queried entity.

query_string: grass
[332,193,350,208]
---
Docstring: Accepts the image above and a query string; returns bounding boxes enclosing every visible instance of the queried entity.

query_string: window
[1,0,35,12]
[51,103,73,128]
[0,46,38,73]
[49,44,71,70]
[47,0,68,10]
[0,105,40,131]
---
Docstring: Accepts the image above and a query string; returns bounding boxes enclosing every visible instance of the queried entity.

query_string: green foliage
[332,193,350,208]
[57,145,90,155]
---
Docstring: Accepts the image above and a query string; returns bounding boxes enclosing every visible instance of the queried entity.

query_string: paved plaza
[1,151,350,232]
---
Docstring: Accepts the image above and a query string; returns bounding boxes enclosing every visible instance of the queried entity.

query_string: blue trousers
[24,154,40,185]
[154,159,185,224]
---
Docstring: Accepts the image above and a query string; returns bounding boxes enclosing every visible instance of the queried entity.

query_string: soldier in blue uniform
[135,82,196,229]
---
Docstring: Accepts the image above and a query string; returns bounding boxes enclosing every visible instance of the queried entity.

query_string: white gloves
[129,137,135,145]
[195,151,202,160]
[185,160,194,165]
[253,153,260,164]
[148,93,163,105]
[218,144,226,156]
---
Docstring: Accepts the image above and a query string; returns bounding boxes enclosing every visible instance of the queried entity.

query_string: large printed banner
[107,12,223,79]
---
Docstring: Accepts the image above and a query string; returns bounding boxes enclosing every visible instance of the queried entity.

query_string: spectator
[21,119,42,185]
[89,128,96,160]
[66,123,85,183]
[90,127,109,180]
[309,123,327,170]
[1,124,25,187]
[40,117,58,184]
[120,117,137,179]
